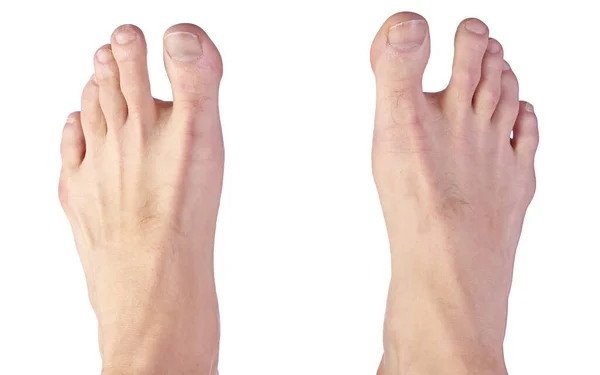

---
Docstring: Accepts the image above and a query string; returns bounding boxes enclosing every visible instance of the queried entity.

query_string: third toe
[94,45,127,127]
[473,38,505,117]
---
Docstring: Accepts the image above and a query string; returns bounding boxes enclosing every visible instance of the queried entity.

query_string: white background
[0,0,598,374]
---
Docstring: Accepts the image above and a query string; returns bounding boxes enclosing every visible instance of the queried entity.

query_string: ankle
[99,317,219,375]
[380,348,507,375]
[381,330,507,375]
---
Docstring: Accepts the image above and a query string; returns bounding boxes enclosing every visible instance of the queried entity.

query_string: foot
[370,13,538,375]
[59,24,224,374]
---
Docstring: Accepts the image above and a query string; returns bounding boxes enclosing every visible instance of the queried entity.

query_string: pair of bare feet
[59,12,538,375]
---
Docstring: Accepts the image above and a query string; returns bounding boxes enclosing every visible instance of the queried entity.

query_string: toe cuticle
[114,27,138,45]
[465,19,488,35]
[387,19,427,51]
[165,32,203,61]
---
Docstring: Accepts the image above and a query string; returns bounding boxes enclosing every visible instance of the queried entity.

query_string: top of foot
[59,23,224,374]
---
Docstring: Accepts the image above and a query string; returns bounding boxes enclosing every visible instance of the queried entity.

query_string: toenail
[165,32,203,61]
[465,19,487,35]
[114,27,137,44]
[487,39,501,54]
[503,61,511,71]
[66,115,75,124]
[388,20,427,51]
[96,49,114,64]
[525,102,534,112]
[91,74,98,84]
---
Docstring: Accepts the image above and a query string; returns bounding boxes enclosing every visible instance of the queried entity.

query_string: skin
[58,12,538,375]
[59,24,224,374]
[370,13,538,375]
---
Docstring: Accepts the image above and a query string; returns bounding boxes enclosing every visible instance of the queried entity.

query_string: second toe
[110,25,156,126]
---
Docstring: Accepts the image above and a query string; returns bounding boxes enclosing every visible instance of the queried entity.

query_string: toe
[512,101,539,160]
[111,25,156,125]
[94,45,127,129]
[370,12,431,132]
[472,38,504,118]
[163,24,223,113]
[446,18,490,107]
[492,62,520,133]
[61,112,86,170]
[81,74,107,141]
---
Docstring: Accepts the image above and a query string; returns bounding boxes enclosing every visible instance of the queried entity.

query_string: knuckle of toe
[453,71,479,91]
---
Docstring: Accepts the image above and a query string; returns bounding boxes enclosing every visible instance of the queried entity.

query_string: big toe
[163,24,224,159]
[370,12,431,133]
[163,24,223,109]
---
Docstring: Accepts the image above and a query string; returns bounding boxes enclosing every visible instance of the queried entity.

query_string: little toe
[492,62,520,133]
[512,101,539,161]
[163,24,223,114]
[94,45,127,129]
[81,74,107,141]
[473,38,504,118]
[111,24,156,125]
[370,12,431,135]
[61,112,86,170]
[446,18,490,107]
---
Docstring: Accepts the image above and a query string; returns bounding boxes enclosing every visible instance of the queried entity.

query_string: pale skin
[59,12,538,375]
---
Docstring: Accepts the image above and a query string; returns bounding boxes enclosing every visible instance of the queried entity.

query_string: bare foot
[370,13,538,375]
[59,23,224,375]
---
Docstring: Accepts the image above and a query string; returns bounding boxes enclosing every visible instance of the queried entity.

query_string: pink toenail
[503,61,511,71]
[114,27,137,44]
[90,74,98,84]
[487,39,501,54]
[165,32,203,61]
[525,103,534,112]
[388,19,427,51]
[66,116,75,124]
[96,49,113,64]
[465,19,487,35]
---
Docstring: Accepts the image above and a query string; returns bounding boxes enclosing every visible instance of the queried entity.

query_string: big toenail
[465,19,487,35]
[165,32,203,61]
[96,49,113,64]
[114,28,137,44]
[525,103,534,112]
[388,20,427,50]
[487,39,501,54]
